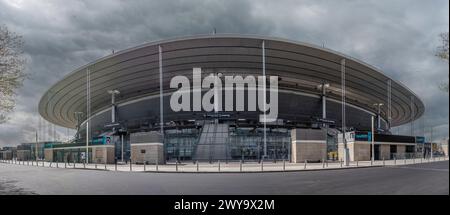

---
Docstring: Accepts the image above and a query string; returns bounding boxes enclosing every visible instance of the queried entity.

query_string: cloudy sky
[0,0,448,146]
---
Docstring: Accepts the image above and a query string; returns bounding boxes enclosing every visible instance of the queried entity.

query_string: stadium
[37,34,425,164]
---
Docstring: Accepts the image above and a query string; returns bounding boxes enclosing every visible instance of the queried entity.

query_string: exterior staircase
[194,120,230,161]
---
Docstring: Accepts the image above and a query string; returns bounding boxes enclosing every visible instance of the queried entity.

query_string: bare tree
[0,25,26,123]
[436,32,449,93]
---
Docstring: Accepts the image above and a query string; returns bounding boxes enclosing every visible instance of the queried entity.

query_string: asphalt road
[0,161,448,195]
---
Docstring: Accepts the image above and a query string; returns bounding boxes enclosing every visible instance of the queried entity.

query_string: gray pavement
[0,160,448,195]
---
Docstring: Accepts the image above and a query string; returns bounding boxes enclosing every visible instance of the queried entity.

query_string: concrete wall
[380,145,390,160]
[442,144,449,157]
[396,145,406,158]
[131,143,164,164]
[44,148,53,162]
[291,129,326,163]
[92,146,115,164]
[130,131,165,164]
[339,140,419,161]
[353,142,370,161]
[338,142,366,161]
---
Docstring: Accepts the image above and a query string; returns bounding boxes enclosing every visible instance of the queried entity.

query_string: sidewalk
[1,156,448,173]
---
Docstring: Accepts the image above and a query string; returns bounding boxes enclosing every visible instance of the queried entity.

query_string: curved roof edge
[38,33,425,127]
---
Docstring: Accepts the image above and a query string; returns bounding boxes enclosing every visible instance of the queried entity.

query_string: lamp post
[107,90,120,123]
[74,112,83,140]
[107,89,121,161]
[373,103,384,132]
[35,131,38,161]
[317,82,330,121]
[341,59,349,166]
[430,126,434,160]
[318,82,330,161]
[86,68,91,164]
[371,116,375,164]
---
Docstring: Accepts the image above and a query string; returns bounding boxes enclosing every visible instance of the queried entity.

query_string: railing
[390,152,422,160]
[1,154,448,173]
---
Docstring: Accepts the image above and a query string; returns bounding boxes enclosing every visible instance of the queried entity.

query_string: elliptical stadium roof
[38,34,424,129]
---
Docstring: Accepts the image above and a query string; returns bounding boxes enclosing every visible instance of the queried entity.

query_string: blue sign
[355,132,371,141]
[415,136,425,144]
[91,136,112,145]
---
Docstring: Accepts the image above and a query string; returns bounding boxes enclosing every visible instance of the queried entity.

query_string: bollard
[130,161,132,171]
[83,161,85,169]
[50,161,52,168]
[394,156,396,165]
[95,163,97,169]
[322,159,325,168]
[261,159,264,172]
[240,160,242,172]
[304,160,308,169]
[144,162,146,172]
[115,160,117,171]
[105,162,107,171]
[283,159,286,171]
[356,159,359,167]
[176,161,178,172]
[196,160,199,172]
[383,157,385,167]
[340,159,343,168]
[65,162,66,168]
[156,159,159,172]
[73,160,75,168]
[218,160,221,172]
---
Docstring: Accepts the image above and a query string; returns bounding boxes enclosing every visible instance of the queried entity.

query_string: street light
[107,89,121,161]
[317,82,330,120]
[74,112,84,140]
[107,89,120,123]
[371,116,375,164]
[373,103,384,132]
[318,82,330,161]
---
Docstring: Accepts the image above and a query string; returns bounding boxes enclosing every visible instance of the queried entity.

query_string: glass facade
[158,124,292,162]
[228,127,290,161]
[165,128,200,161]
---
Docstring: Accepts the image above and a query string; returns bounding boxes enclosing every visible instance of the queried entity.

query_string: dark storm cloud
[0,0,448,146]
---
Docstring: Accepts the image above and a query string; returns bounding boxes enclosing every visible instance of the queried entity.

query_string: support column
[159,45,164,141]
[86,68,91,164]
[387,79,392,130]
[262,40,267,159]
[341,59,349,166]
